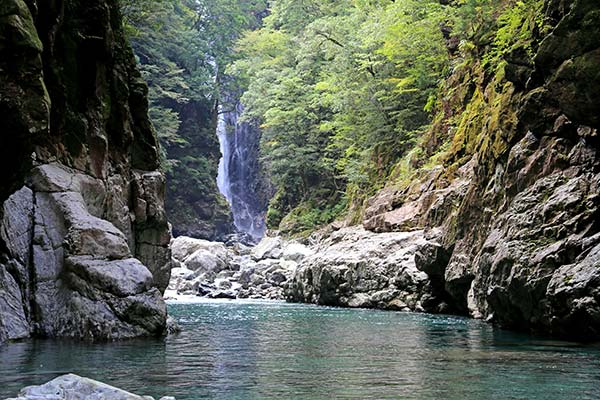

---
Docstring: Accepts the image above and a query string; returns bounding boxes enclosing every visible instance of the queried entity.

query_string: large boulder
[171,236,232,274]
[0,164,170,342]
[288,227,448,312]
[6,374,174,400]
[251,237,284,260]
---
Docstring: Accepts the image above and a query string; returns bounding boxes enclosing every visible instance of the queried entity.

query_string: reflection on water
[1,300,599,399]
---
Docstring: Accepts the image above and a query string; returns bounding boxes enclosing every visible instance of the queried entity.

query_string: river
[1,300,599,399]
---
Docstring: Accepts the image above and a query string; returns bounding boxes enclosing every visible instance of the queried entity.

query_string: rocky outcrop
[356,0,600,340]
[0,0,171,342]
[7,374,174,400]
[166,236,309,300]
[287,227,452,313]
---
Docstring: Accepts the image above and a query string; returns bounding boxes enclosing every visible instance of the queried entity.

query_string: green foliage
[451,0,497,44]
[483,0,547,69]
[124,0,266,162]
[122,0,266,234]
[279,199,348,236]
[230,0,450,230]
[122,0,551,236]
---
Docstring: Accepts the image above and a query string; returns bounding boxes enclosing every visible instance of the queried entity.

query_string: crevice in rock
[27,189,38,335]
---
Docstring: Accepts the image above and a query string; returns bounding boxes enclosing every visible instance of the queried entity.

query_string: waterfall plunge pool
[1,300,599,399]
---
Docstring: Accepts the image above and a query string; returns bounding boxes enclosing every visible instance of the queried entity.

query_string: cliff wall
[365,0,600,339]
[290,0,600,340]
[0,0,171,342]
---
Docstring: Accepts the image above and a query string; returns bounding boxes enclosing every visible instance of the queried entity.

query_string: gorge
[1,0,600,398]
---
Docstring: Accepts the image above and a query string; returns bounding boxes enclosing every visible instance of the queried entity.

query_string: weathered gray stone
[132,171,172,293]
[287,227,443,312]
[0,264,30,341]
[281,242,314,262]
[135,243,171,294]
[167,236,298,301]
[65,257,154,297]
[545,243,600,339]
[251,237,283,260]
[54,191,130,259]
[0,164,170,341]
[6,374,174,400]
[171,237,229,264]
[1,187,34,264]
[105,174,134,246]
[463,170,600,336]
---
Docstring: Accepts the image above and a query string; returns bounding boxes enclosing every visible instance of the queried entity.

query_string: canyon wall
[0,0,171,342]
[290,0,600,340]
[364,0,600,339]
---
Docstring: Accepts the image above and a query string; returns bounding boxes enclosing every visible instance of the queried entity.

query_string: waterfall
[216,102,267,242]
[216,113,231,201]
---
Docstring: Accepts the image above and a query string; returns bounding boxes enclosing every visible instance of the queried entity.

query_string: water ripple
[1,301,600,399]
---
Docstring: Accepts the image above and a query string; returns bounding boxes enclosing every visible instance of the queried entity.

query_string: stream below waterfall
[2,300,600,399]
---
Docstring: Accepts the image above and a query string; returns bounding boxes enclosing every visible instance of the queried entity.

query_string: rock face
[166,236,310,301]
[160,99,235,242]
[0,0,171,342]
[354,0,600,340]
[287,227,451,313]
[7,374,174,400]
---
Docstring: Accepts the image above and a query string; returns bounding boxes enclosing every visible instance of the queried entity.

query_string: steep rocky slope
[0,0,171,342]
[291,0,600,340]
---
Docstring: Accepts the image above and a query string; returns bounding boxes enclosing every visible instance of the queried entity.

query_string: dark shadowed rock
[0,0,171,343]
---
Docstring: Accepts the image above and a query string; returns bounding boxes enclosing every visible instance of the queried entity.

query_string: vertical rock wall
[162,100,234,241]
[360,0,600,340]
[0,0,171,342]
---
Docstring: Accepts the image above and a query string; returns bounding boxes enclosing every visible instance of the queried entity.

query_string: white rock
[6,374,173,400]
[251,237,283,260]
[171,237,230,263]
[281,242,314,262]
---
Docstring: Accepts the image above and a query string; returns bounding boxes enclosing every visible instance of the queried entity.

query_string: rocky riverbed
[165,235,313,301]
[165,225,451,315]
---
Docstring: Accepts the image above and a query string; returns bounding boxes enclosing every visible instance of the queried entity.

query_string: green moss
[563,275,574,285]
[1,0,43,51]
[278,199,347,236]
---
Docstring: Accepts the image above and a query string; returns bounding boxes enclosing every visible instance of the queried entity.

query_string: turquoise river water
[1,300,599,399]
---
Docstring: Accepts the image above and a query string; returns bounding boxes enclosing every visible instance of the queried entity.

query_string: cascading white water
[216,103,267,242]
[216,111,232,202]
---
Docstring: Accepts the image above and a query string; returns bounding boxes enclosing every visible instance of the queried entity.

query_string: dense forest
[231,0,547,234]
[121,0,267,239]
[120,0,548,236]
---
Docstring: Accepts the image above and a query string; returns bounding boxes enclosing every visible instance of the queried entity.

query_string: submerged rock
[6,374,174,400]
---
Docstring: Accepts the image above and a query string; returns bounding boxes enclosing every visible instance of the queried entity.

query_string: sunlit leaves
[230,0,450,228]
